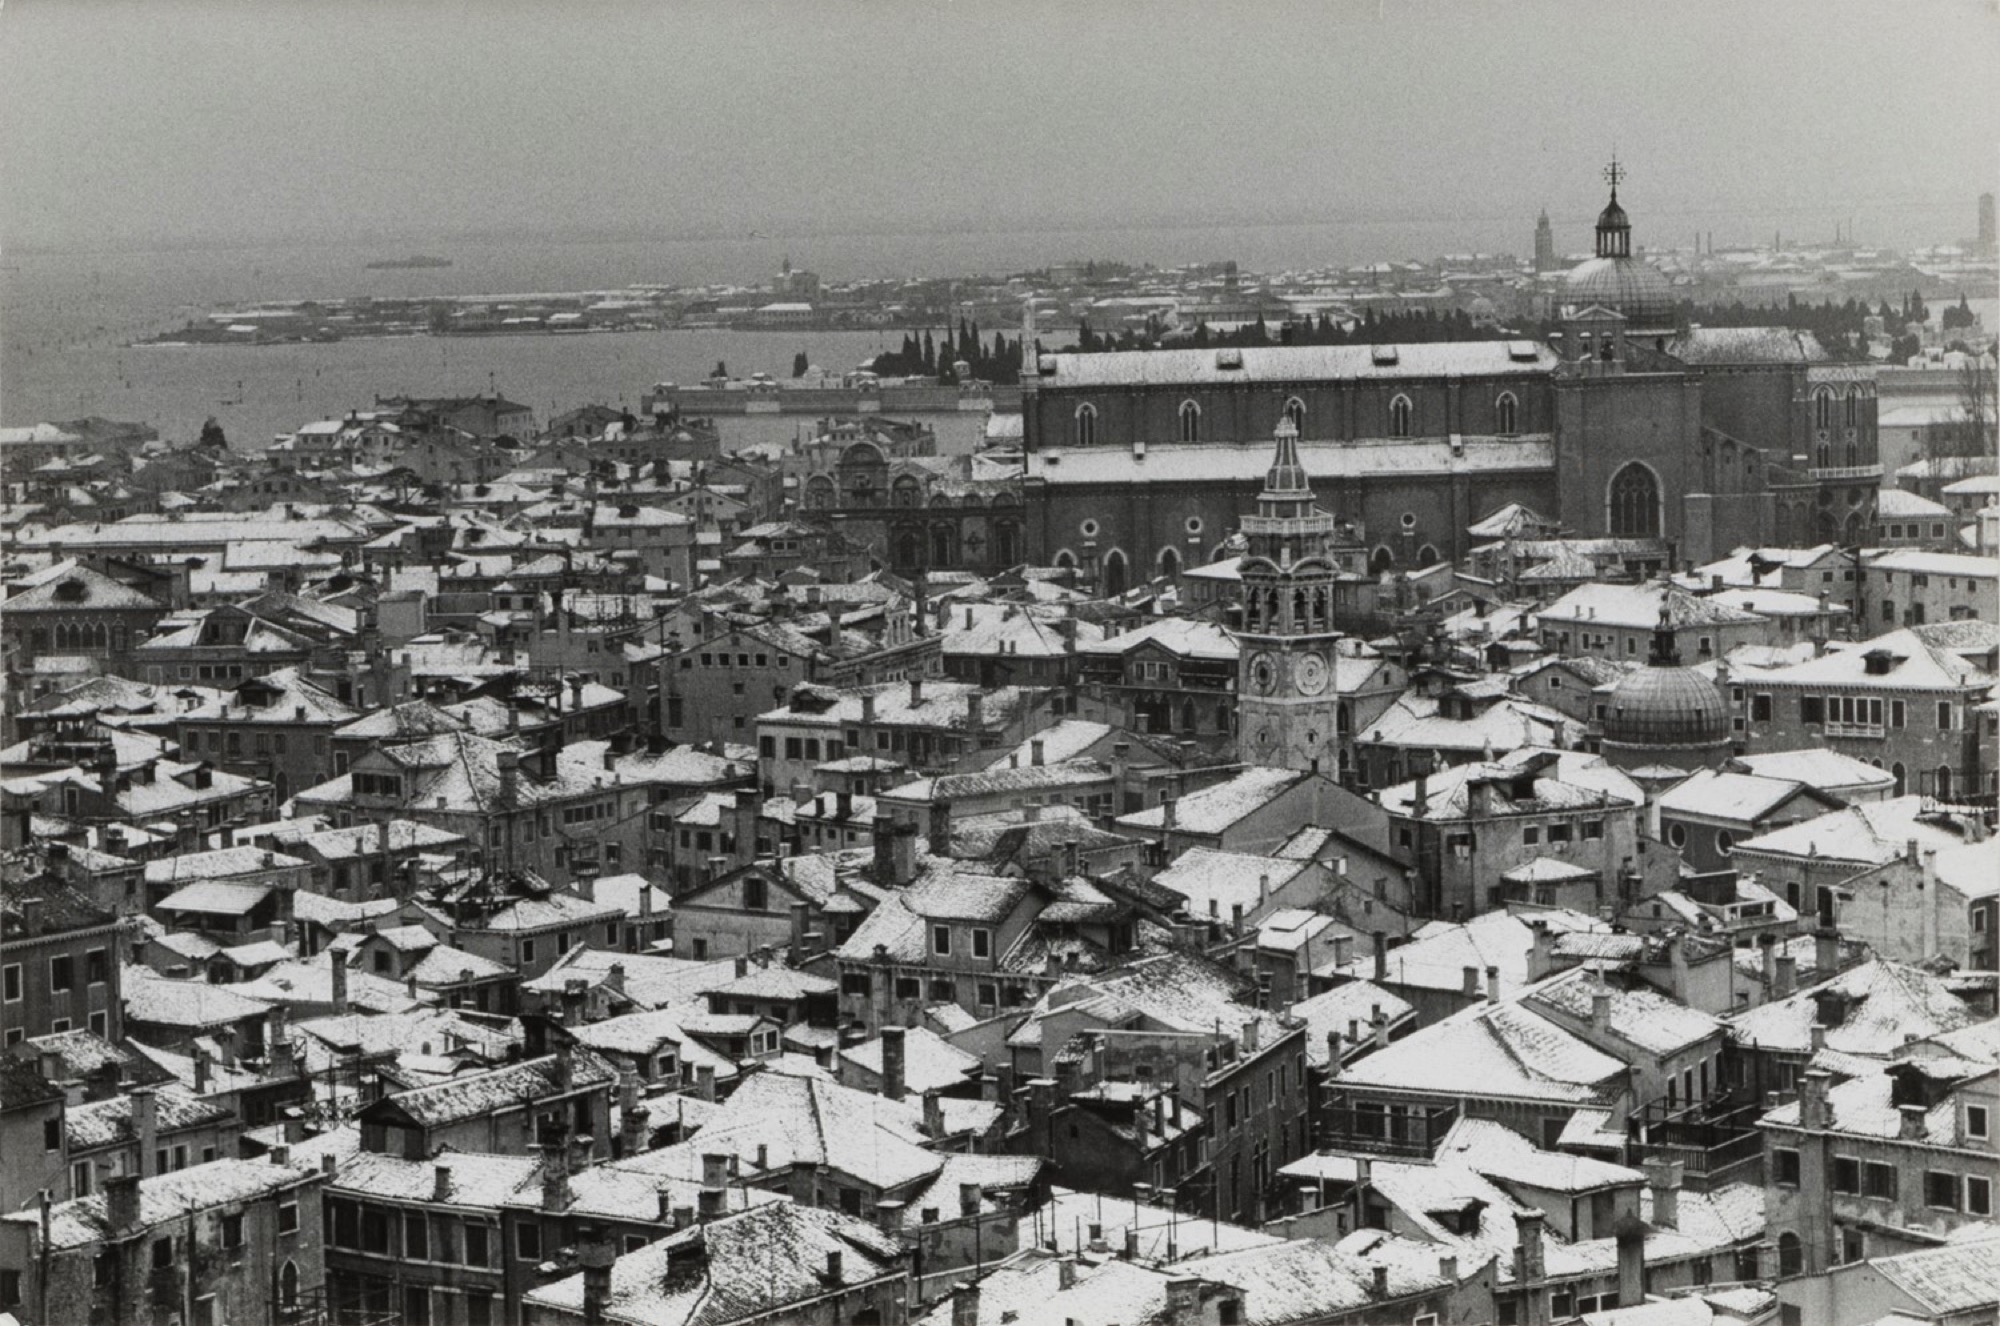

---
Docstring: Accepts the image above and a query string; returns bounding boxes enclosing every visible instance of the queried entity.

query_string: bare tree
[1918,357,1998,481]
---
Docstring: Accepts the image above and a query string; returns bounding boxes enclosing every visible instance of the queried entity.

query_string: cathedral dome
[1564,255,1675,327]
[1602,664,1730,750]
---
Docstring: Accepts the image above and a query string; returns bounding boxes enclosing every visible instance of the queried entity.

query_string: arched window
[993,522,1019,567]
[895,530,922,569]
[1777,1233,1803,1278]
[1178,400,1201,443]
[1417,544,1439,568]
[1845,385,1860,427]
[930,524,956,567]
[1495,392,1518,436]
[1283,397,1306,432]
[1388,395,1413,438]
[1101,549,1129,597]
[804,476,835,510]
[1369,546,1395,575]
[1609,463,1662,537]
[1814,387,1834,430]
[1158,546,1182,579]
[1074,403,1098,447]
[1891,762,1906,796]
[1182,699,1198,733]
[1054,549,1077,570]
[892,476,922,508]
[280,1261,299,1311]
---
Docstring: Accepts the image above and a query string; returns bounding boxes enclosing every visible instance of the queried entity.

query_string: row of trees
[862,320,1025,383]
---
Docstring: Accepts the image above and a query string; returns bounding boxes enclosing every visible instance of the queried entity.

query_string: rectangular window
[1801,696,1824,724]
[1863,1162,1897,1200]
[1968,1175,1992,1217]
[49,955,74,992]
[405,1213,429,1259]
[932,925,951,956]
[44,1119,61,1151]
[465,1223,490,1267]
[1891,699,1906,728]
[86,949,108,985]
[1832,1156,1860,1194]
[972,928,991,958]
[2,966,18,1002]
[1925,1171,1959,1210]
[222,1214,244,1249]
[1969,1105,1990,1139]
[517,1222,542,1260]
[1937,702,1953,731]
[277,1201,298,1233]
[153,1238,174,1270]
[1774,1148,1800,1186]
[1752,693,1773,722]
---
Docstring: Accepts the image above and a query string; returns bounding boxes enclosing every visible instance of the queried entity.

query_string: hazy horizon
[5,0,1998,265]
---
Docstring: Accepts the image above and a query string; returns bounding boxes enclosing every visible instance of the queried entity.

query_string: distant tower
[1534,209,1555,273]
[1236,417,1343,773]
[1980,192,1996,253]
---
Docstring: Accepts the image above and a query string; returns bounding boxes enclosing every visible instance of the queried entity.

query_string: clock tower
[1237,416,1343,772]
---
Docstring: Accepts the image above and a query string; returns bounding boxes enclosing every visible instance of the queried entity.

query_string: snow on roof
[1028,438,1553,486]
[1337,999,1627,1104]
[1731,795,1978,868]
[1435,1115,1643,1194]
[1290,980,1415,1069]
[1115,766,1306,835]
[1538,581,1766,629]
[144,846,308,885]
[1727,749,1896,795]
[1526,968,1723,1057]
[375,1049,618,1128]
[1,1157,321,1250]
[1039,341,1558,388]
[153,880,273,916]
[1151,847,1311,919]
[1728,959,1980,1060]
[1655,769,1817,823]
[1075,616,1239,661]
[839,1025,980,1095]
[1762,1064,1998,1150]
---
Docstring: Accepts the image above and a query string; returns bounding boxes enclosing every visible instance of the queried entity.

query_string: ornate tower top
[1596,157,1633,259]
[1258,415,1312,515]
[1241,417,1335,567]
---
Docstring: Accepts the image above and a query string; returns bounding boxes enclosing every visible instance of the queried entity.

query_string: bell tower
[1237,416,1343,773]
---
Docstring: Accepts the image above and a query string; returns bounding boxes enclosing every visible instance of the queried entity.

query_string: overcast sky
[3,0,1997,254]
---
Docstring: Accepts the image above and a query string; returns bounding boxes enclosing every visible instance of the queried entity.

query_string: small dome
[1603,665,1730,749]
[1565,256,1675,327]
[1597,198,1629,231]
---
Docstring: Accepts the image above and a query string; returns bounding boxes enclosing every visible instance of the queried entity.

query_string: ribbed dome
[1603,665,1731,748]
[1565,256,1676,327]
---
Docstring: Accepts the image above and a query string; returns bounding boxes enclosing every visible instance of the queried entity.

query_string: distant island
[365,255,453,269]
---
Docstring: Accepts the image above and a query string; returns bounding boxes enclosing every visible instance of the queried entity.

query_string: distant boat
[365,255,453,269]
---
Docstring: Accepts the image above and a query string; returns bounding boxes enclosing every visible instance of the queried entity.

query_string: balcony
[1316,1096,1459,1158]
[1808,464,1884,482]
[1822,720,1885,740]
[1628,1097,1765,1191]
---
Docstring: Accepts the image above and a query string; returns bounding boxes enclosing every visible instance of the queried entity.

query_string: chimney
[950,1281,979,1326]
[1485,965,1500,1003]
[861,692,877,725]
[1799,1068,1833,1131]
[965,691,983,734]
[1372,930,1387,982]
[1163,1276,1201,1324]
[1031,739,1045,767]
[1371,1265,1389,1298]
[433,1163,453,1203]
[499,749,520,808]
[696,1064,716,1101]
[132,1086,158,1176]
[106,1173,142,1231]
[1122,1226,1139,1260]
[1644,1158,1682,1230]
[1898,1103,1929,1140]
[580,1226,615,1326]
[881,1027,907,1101]
[1759,934,1777,994]
[1514,1209,1547,1282]
[331,958,350,1014]
[697,1185,725,1221]
[1462,966,1480,999]
[1162,795,1178,831]
[910,677,924,707]
[1616,1218,1646,1309]
[1774,954,1798,999]
[1815,925,1842,979]
[789,901,810,963]
[823,1250,843,1286]
[621,1103,650,1156]
[1057,1256,1077,1290]
[1591,989,1612,1035]
[541,1140,571,1212]
[958,1182,982,1218]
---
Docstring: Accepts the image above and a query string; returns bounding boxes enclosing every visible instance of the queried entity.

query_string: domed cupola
[1562,158,1675,331]
[1600,603,1734,771]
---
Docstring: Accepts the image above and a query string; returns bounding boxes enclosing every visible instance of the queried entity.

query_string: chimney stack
[1616,1218,1646,1309]
[1372,930,1387,982]
[106,1173,142,1232]
[331,958,350,1014]
[1643,1157,1682,1230]
[132,1086,158,1176]
[881,1026,907,1101]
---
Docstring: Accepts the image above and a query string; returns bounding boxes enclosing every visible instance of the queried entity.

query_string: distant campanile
[1534,209,1555,273]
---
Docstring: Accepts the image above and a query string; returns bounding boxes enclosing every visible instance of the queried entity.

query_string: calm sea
[3,209,1985,447]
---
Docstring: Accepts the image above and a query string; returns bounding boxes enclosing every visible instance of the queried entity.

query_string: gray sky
[4,0,1997,254]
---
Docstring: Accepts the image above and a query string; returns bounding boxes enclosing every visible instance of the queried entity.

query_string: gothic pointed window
[1496,392,1519,436]
[1814,387,1834,431]
[1158,546,1181,579]
[1845,386,1860,427]
[1389,395,1413,438]
[1178,400,1201,443]
[1075,403,1098,447]
[931,525,955,566]
[1102,549,1129,597]
[1283,398,1306,432]
[1609,463,1661,537]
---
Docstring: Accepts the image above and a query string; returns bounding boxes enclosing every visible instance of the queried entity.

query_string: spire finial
[1603,154,1625,202]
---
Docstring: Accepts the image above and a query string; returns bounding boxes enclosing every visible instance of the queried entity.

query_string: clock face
[1248,653,1278,696]
[1296,652,1329,696]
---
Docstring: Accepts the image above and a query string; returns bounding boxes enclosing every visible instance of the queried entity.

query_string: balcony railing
[1823,721,1885,739]
[1316,1098,1459,1158]
[1808,464,1884,482]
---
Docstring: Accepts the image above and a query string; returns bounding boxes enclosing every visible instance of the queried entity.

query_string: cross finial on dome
[1604,154,1624,200]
